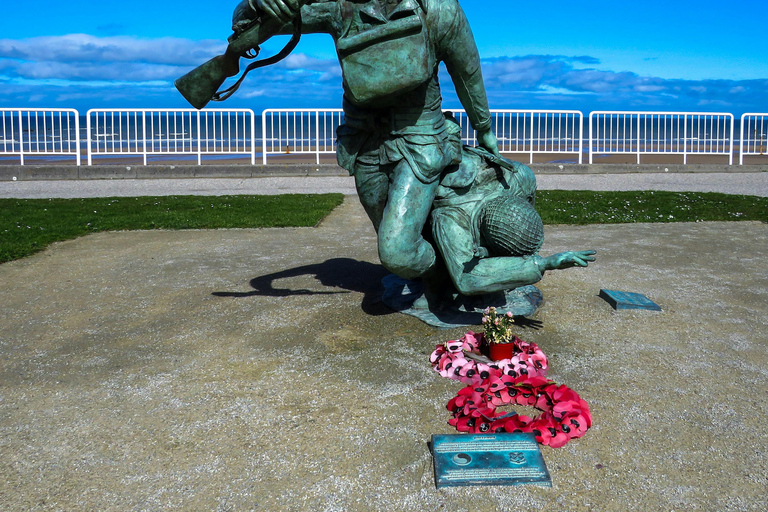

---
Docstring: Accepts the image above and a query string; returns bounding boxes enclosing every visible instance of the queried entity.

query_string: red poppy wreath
[446,374,592,448]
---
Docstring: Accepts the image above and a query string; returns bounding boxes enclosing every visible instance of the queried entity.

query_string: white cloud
[11,61,185,82]
[471,55,768,114]
[0,34,225,66]
[0,35,765,114]
[242,90,266,98]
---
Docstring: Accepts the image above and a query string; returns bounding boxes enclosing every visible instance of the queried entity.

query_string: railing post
[739,114,745,166]
[196,110,202,165]
[74,110,81,166]
[636,114,641,164]
[683,114,688,165]
[17,110,24,166]
[577,112,583,164]
[315,110,320,165]
[588,112,594,164]
[728,114,734,166]
[529,113,534,164]
[262,110,268,165]
[86,110,93,166]
[142,111,148,166]
[250,110,256,165]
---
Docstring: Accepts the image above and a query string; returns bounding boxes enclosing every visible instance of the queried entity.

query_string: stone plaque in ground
[599,289,662,311]
[431,433,551,488]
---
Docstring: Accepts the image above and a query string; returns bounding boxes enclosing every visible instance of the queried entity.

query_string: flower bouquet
[481,306,522,361]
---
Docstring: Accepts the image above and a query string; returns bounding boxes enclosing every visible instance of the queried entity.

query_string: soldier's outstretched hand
[543,250,596,270]
[256,0,301,23]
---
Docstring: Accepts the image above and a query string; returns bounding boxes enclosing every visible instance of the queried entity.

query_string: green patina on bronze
[429,136,595,301]
[175,0,595,324]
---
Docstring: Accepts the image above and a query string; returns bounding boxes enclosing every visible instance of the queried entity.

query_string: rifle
[175,3,304,110]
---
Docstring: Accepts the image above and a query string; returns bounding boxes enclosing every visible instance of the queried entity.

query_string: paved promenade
[2,170,768,198]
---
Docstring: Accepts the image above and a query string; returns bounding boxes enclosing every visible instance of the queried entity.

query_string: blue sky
[1,0,766,115]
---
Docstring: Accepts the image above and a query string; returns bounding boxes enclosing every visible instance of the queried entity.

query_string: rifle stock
[175,50,240,110]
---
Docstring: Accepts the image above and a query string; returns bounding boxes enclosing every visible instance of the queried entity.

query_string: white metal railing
[589,111,734,165]
[261,109,344,165]
[3,106,766,167]
[86,108,256,165]
[262,108,584,164]
[448,109,583,164]
[739,113,768,165]
[0,108,81,165]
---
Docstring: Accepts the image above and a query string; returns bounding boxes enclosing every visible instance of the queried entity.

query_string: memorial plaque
[431,433,551,488]
[599,289,661,311]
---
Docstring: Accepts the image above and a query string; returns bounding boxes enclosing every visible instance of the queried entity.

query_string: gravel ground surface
[1,171,768,198]
[1,196,766,511]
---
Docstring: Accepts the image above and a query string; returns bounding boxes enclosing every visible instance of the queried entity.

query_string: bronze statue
[175,0,595,326]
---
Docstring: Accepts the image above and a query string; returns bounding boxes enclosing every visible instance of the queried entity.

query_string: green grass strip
[1,191,766,264]
[536,190,768,225]
[0,194,344,263]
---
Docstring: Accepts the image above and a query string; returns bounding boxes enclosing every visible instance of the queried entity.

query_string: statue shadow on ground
[211,258,393,316]
[212,258,548,328]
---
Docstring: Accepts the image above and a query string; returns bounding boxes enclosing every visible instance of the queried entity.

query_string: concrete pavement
[1,193,767,510]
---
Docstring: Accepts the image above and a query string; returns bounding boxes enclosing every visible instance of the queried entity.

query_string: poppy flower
[429,345,444,364]
[563,412,591,437]
[538,423,570,448]
[487,376,507,392]
[463,331,481,351]
[446,339,464,353]
[552,384,580,404]
[503,414,532,432]
[552,399,576,419]
[489,387,511,407]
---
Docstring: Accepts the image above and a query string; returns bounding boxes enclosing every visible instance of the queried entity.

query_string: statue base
[381,274,543,329]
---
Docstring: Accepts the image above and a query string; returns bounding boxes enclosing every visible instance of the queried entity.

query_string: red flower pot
[488,341,515,361]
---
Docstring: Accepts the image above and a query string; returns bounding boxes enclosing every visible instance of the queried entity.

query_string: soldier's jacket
[295,0,491,130]
[236,0,493,181]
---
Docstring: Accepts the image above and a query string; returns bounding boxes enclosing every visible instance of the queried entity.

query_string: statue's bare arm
[435,1,499,156]
[540,251,597,271]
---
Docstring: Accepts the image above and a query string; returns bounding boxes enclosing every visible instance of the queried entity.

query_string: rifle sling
[212,15,302,103]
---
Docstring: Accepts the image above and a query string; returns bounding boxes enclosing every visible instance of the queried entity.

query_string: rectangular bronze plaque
[599,289,661,311]
[431,433,551,488]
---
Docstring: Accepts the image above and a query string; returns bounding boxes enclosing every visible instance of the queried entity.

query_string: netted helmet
[479,194,544,256]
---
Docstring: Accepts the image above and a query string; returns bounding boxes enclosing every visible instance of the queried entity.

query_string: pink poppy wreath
[446,374,592,448]
[429,331,548,386]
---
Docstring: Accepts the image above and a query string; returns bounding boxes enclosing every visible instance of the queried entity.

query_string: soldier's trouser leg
[353,165,390,233]
[376,160,440,279]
